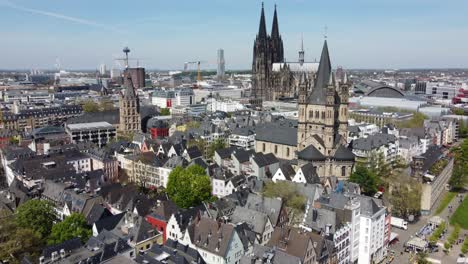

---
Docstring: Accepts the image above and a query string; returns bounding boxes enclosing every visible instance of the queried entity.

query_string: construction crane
[184,61,208,87]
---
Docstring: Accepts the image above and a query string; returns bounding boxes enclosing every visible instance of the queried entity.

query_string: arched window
[274,145,278,154]
[262,143,266,152]
[286,147,290,157]
[341,166,346,177]
[321,112,325,119]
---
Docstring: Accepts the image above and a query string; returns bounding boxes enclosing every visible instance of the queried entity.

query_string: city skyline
[1,0,467,70]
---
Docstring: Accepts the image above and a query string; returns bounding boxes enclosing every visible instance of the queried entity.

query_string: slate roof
[299,163,320,184]
[333,145,355,161]
[250,153,277,168]
[240,244,302,264]
[297,145,326,161]
[350,133,397,151]
[245,193,283,228]
[185,146,203,160]
[149,200,179,222]
[94,213,126,234]
[186,217,236,257]
[276,162,295,181]
[135,239,205,264]
[42,238,82,258]
[233,149,255,163]
[231,206,269,235]
[41,180,69,204]
[420,145,444,172]
[215,146,240,159]
[86,203,112,225]
[308,40,331,105]
[255,124,298,146]
[267,227,312,261]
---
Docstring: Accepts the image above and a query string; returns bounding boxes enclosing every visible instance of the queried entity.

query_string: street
[389,191,466,263]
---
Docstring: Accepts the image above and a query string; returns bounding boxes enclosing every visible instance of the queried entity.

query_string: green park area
[435,191,457,215]
[450,196,468,229]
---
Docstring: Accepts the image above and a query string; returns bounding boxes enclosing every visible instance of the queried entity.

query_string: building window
[274,145,278,154]
[286,147,290,157]
[341,166,346,177]
[263,143,266,152]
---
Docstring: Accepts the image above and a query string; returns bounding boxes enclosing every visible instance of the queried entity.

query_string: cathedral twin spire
[255,3,284,63]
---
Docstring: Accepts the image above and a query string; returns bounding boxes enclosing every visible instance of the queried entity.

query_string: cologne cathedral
[251,3,319,101]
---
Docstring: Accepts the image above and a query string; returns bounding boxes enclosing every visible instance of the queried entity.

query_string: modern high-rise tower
[217,49,225,80]
[99,64,107,75]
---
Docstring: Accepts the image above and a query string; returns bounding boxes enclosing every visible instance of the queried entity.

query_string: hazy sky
[1,0,467,70]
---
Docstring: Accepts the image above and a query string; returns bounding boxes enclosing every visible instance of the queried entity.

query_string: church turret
[298,72,308,104]
[299,35,305,65]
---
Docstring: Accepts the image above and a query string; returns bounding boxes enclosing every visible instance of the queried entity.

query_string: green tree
[459,119,468,138]
[188,138,208,158]
[263,181,306,212]
[349,165,379,195]
[166,165,212,208]
[369,152,391,179]
[449,139,468,190]
[453,108,465,116]
[387,177,422,218]
[397,112,428,128]
[15,200,57,239]
[48,213,92,245]
[416,252,430,264]
[207,138,226,159]
[159,108,171,116]
[82,100,99,113]
[99,99,115,111]
[0,212,43,263]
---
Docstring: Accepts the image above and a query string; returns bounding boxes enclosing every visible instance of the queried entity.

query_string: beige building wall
[420,158,454,214]
[255,140,296,160]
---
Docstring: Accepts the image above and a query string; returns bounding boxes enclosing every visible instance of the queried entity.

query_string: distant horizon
[1,0,467,70]
[2,67,468,73]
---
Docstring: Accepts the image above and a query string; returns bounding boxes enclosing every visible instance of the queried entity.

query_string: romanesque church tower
[119,73,141,134]
[297,40,355,179]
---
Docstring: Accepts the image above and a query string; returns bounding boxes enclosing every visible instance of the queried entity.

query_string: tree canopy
[0,211,43,263]
[207,138,226,159]
[263,181,306,212]
[82,100,100,113]
[15,199,57,239]
[48,213,92,245]
[159,108,171,116]
[449,138,468,190]
[397,112,428,128]
[166,165,212,208]
[387,174,422,218]
[349,165,380,195]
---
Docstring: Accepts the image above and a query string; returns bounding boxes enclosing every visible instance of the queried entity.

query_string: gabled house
[181,217,245,264]
[231,207,273,245]
[292,163,321,184]
[272,163,295,183]
[267,227,318,264]
[244,193,289,228]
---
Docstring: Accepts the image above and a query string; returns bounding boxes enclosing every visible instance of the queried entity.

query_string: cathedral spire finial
[258,2,267,38]
[271,3,280,39]
[299,33,305,64]
[324,25,328,40]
